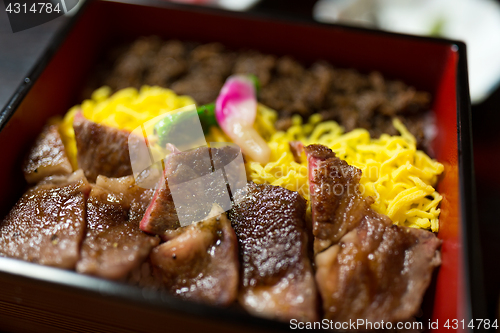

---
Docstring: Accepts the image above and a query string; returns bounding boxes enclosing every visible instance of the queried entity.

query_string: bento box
[0,0,483,331]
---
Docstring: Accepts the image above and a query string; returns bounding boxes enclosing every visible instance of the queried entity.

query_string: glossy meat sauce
[150,207,239,305]
[22,124,72,184]
[316,216,442,323]
[228,182,317,322]
[73,112,139,182]
[141,145,240,238]
[0,173,90,268]
[306,144,442,324]
[77,176,159,280]
[1,116,443,324]
[305,144,375,253]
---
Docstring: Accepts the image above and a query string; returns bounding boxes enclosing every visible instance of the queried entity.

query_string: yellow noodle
[245,109,443,232]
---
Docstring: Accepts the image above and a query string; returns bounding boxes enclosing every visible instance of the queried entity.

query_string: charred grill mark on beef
[22,124,72,184]
[230,183,307,287]
[76,176,159,280]
[315,217,442,324]
[150,206,239,305]
[0,171,90,269]
[73,112,142,182]
[304,144,375,253]
[233,51,276,87]
[228,182,318,322]
[140,146,241,238]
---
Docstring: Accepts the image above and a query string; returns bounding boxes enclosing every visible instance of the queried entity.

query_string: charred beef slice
[307,144,442,324]
[76,175,159,280]
[228,182,318,322]
[315,217,442,324]
[0,171,90,269]
[141,145,240,238]
[73,112,144,182]
[304,144,380,254]
[22,123,72,184]
[90,38,432,151]
[149,206,239,306]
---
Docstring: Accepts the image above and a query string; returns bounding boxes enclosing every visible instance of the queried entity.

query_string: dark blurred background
[0,0,499,327]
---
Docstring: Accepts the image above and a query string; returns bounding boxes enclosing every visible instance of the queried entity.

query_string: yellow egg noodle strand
[248,109,444,232]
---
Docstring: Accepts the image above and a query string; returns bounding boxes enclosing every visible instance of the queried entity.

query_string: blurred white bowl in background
[314,0,500,104]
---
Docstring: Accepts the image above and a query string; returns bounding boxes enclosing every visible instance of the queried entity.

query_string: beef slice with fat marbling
[150,206,239,305]
[141,145,242,238]
[76,175,159,280]
[228,182,318,322]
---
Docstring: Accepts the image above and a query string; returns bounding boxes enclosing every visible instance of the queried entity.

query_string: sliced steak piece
[233,51,276,86]
[150,206,239,305]
[22,124,72,184]
[304,144,375,253]
[76,175,159,280]
[140,145,242,238]
[96,175,155,226]
[140,179,179,237]
[289,141,304,163]
[315,216,442,324]
[228,182,318,322]
[0,171,90,268]
[73,112,142,182]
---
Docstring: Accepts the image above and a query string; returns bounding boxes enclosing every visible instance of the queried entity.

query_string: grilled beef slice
[76,175,159,280]
[228,182,318,322]
[140,146,241,238]
[140,179,179,236]
[304,144,376,253]
[315,217,442,324]
[150,205,239,305]
[73,112,142,182]
[288,141,305,164]
[0,171,90,268]
[306,143,442,323]
[22,124,72,184]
